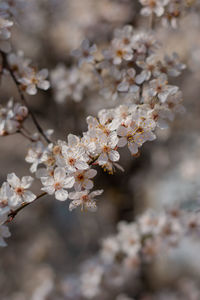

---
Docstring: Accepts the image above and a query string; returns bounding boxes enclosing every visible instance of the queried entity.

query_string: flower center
[77,174,84,181]
[54,182,61,190]
[68,158,75,165]
[15,187,24,195]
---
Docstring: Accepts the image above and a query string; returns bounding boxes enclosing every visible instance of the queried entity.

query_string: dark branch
[6,192,47,223]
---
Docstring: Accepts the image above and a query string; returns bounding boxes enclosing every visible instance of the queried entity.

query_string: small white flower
[136,54,159,81]
[0,182,12,209]
[140,0,169,17]
[7,173,36,207]
[117,115,156,155]
[61,145,89,173]
[72,39,97,67]
[74,168,97,192]
[0,16,13,52]
[41,167,75,201]
[149,75,179,103]
[68,189,103,212]
[96,132,120,166]
[19,68,50,95]
[25,141,46,173]
[117,68,141,93]
[104,39,133,65]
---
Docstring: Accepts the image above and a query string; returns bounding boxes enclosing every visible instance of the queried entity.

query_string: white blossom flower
[117,222,141,257]
[61,144,89,173]
[161,52,186,77]
[19,68,50,95]
[41,167,75,201]
[114,25,134,48]
[117,68,141,93]
[72,39,97,67]
[25,141,46,173]
[140,0,169,17]
[117,115,156,155]
[104,39,133,65]
[148,75,179,103]
[0,99,28,135]
[0,16,13,52]
[101,236,120,263]
[136,54,159,81]
[7,173,36,207]
[68,189,103,212]
[162,3,182,28]
[80,261,104,299]
[132,32,160,60]
[51,65,92,103]
[96,132,120,166]
[8,51,31,75]
[0,182,12,209]
[73,168,97,192]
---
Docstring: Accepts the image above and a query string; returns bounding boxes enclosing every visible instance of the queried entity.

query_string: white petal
[63,176,75,188]
[75,160,89,170]
[41,186,55,195]
[68,192,80,200]
[129,84,139,93]
[98,153,108,165]
[128,142,138,154]
[108,150,120,162]
[7,173,20,188]
[68,134,79,147]
[54,167,66,182]
[37,80,50,90]
[26,84,37,95]
[21,176,34,189]
[117,126,127,137]
[85,169,97,178]
[37,69,48,79]
[41,176,54,186]
[69,200,81,211]
[83,179,93,190]
[90,189,104,198]
[117,81,129,92]
[23,190,36,203]
[117,137,127,147]
[81,39,89,50]
[55,189,68,201]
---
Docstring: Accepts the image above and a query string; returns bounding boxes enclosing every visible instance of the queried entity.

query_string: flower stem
[5,192,47,223]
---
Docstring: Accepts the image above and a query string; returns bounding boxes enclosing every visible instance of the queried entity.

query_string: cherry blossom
[41,167,75,201]
[68,189,103,212]
[7,173,36,207]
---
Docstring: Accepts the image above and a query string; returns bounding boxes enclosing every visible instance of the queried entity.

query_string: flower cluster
[0,172,36,246]
[52,25,185,113]
[63,207,200,299]
[139,0,197,28]
[51,64,93,103]
[0,2,13,52]
[0,99,28,136]
[28,27,183,212]
[7,52,50,95]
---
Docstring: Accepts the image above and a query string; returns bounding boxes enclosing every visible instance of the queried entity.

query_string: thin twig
[149,13,154,30]
[19,129,35,142]
[0,51,51,144]
[5,192,47,223]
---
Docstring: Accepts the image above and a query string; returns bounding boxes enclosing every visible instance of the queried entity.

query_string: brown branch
[5,192,47,223]
[0,51,51,144]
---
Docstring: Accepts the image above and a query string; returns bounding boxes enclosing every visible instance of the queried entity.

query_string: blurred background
[1,0,200,299]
